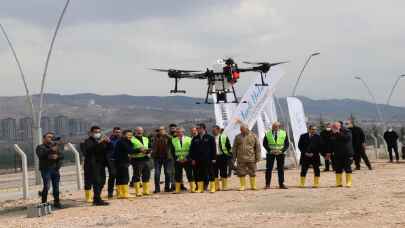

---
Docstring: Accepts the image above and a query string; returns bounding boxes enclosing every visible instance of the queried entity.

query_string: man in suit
[298,125,322,188]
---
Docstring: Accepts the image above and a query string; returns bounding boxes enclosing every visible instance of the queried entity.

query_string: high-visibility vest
[172,136,192,161]
[219,134,231,156]
[130,136,149,158]
[265,130,287,151]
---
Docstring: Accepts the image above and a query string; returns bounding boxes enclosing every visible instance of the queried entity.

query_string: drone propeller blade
[150,68,171,72]
[242,61,268,65]
[150,68,201,73]
[269,61,289,66]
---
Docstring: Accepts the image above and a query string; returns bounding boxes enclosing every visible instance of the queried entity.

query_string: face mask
[389,129,393,132]
[326,128,331,131]
[93,133,102,139]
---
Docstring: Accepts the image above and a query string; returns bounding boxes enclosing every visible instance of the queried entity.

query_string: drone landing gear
[255,72,269,86]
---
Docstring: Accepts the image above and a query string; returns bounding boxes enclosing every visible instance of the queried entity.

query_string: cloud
[1,0,405,107]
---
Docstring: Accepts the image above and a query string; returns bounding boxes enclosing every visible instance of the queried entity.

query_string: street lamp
[292,52,320,96]
[386,74,405,106]
[354,76,384,125]
[0,0,71,184]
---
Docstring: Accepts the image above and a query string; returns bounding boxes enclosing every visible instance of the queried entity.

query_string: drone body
[151,58,287,104]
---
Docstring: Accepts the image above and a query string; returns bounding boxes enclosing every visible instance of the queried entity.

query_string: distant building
[41,116,53,134]
[1,118,17,141]
[19,117,33,139]
[54,115,69,137]
[68,118,82,136]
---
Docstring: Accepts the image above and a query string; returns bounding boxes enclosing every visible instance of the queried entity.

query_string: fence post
[370,134,378,159]
[66,143,83,190]
[13,144,29,200]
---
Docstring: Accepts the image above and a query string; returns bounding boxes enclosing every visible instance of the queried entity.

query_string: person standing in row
[130,127,152,196]
[320,124,334,172]
[151,126,174,193]
[232,124,261,191]
[384,127,400,163]
[347,120,372,170]
[83,126,110,206]
[115,130,135,199]
[330,122,354,187]
[212,125,232,191]
[171,127,195,193]
[190,127,198,138]
[189,123,217,193]
[36,132,64,209]
[263,122,289,189]
[106,127,121,199]
[298,126,322,188]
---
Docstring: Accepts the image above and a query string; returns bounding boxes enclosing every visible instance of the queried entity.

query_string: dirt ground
[1,160,405,228]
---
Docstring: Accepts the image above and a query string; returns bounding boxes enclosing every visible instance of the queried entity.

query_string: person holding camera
[130,126,152,196]
[83,126,110,206]
[263,122,289,189]
[36,132,64,209]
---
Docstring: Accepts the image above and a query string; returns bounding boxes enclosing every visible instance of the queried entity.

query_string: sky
[0,0,404,106]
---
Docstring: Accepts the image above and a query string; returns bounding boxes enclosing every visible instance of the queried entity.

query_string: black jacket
[330,129,354,159]
[298,133,322,166]
[115,138,134,165]
[320,129,333,156]
[83,137,109,166]
[349,126,365,151]
[384,131,399,146]
[36,143,64,171]
[189,133,217,161]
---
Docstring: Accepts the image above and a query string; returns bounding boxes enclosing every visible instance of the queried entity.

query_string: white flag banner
[256,115,268,158]
[225,66,284,142]
[287,97,308,160]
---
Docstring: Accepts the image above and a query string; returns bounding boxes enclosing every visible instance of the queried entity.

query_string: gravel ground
[1,160,405,228]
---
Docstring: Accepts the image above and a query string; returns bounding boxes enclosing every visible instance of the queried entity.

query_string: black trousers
[353,147,372,169]
[324,154,335,171]
[92,162,106,202]
[83,160,93,191]
[116,162,129,185]
[174,161,194,183]
[214,155,231,179]
[388,145,399,162]
[107,159,117,195]
[301,163,320,177]
[193,160,214,182]
[131,158,151,183]
[335,157,353,174]
[265,154,285,186]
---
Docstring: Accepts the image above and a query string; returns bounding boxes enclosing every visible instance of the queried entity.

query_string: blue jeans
[40,168,60,203]
[154,158,173,191]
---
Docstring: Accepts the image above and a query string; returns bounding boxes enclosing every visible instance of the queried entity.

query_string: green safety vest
[130,136,149,158]
[219,134,231,156]
[172,136,192,161]
[265,130,287,151]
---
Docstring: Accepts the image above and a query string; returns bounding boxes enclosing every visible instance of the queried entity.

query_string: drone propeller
[242,61,269,65]
[150,68,201,73]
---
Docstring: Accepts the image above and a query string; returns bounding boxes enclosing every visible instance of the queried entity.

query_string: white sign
[287,97,307,160]
[224,66,284,142]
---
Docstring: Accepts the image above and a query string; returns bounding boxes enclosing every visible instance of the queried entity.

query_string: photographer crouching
[36,132,64,209]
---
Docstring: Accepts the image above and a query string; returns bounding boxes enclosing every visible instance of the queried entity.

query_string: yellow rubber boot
[135,182,143,196]
[197,182,204,193]
[239,177,246,191]
[116,185,122,199]
[250,177,257,190]
[222,178,228,191]
[299,176,306,188]
[346,174,352,187]
[313,176,320,188]
[209,181,216,193]
[143,182,151,195]
[215,178,221,191]
[85,190,93,203]
[175,182,181,193]
[189,182,196,193]
[336,174,343,187]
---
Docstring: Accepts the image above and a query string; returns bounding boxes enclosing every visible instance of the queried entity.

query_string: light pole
[386,74,405,106]
[354,76,384,125]
[292,52,320,96]
[0,0,71,184]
